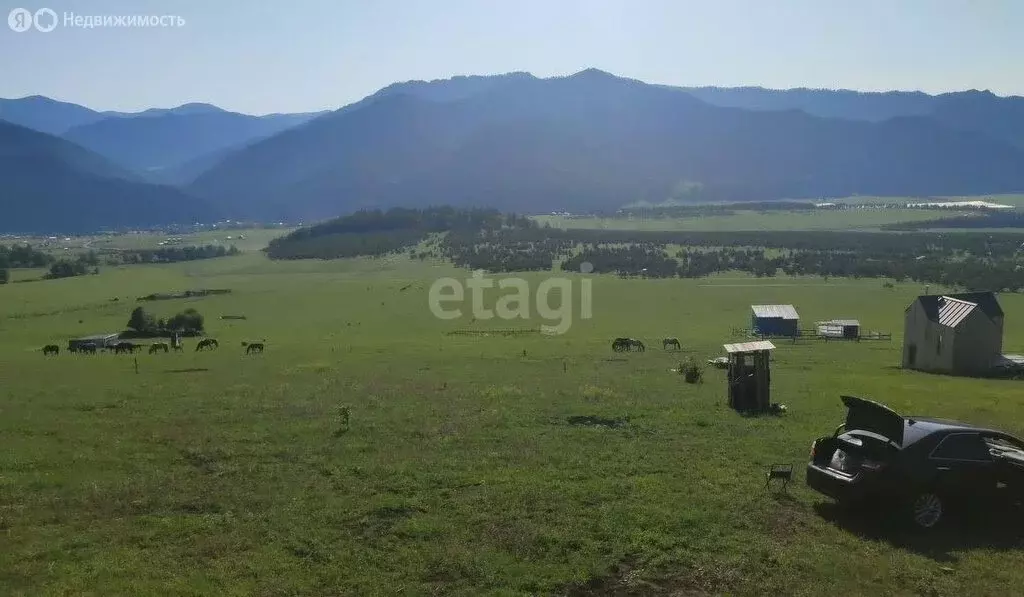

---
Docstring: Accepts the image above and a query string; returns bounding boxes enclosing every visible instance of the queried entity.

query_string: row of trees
[614,201,818,218]
[45,252,100,279]
[109,244,240,265]
[884,210,1024,230]
[127,306,205,335]
[0,243,52,269]
[265,206,540,260]
[262,205,1024,292]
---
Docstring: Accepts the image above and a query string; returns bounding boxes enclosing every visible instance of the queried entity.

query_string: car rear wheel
[911,492,943,529]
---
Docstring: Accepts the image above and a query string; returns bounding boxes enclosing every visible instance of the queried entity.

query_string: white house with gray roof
[902,292,1004,375]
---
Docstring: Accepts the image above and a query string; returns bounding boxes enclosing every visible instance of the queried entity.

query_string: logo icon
[33,8,57,32]
[8,8,32,32]
[8,7,58,32]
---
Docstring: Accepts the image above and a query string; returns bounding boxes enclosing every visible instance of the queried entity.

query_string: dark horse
[42,344,59,356]
[612,337,645,352]
[79,342,97,354]
[149,342,169,354]
[663,337,681,351]
[113,341,141,354]
[246,342,265,354]
[195,338,219,351]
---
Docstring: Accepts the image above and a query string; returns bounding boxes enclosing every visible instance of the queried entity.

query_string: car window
[930,433,992,461]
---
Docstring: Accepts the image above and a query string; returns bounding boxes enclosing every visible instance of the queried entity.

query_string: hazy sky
[1,0,1021,114]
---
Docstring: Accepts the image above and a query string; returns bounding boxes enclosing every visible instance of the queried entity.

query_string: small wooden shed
[724,340,775,413]
[817,319,861,339]
[751,305,799,337]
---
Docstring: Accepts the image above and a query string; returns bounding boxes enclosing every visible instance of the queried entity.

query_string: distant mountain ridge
[0,96,326,183]
[678,87,1024,148]
[188,69,1024,221]
[0,120,216,233]
[62,110,323,183]
[6,70,1024,231]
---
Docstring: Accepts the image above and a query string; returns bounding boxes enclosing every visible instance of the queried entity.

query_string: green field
[534,209,956,232]
[2,233,1024,596]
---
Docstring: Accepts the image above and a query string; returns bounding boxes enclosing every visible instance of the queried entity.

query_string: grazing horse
[628,338,646,352]
[663,337,681,351]
[195,338,218,351]
[246,342,265,354]
[149,342,169,354]
[80,342,97,354]
[113,341,141,354]
[42,344,59,356]
[612,337,631,352]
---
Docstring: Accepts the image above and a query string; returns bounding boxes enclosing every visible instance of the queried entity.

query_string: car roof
[901,417,1018,445]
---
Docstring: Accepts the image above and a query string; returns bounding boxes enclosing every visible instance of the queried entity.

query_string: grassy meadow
[534,209,952,232]
[2,231,1024,596]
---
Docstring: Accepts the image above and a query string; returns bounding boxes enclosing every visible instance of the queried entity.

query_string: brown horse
[113,341,141,354]
[149,342,169,354]
[42,344,59,356]
[195,338,219,351]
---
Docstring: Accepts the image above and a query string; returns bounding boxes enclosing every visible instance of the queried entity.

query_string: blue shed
[751,305,800,337]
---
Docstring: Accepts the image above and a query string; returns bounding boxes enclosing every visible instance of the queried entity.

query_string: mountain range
[4,69,1024,232]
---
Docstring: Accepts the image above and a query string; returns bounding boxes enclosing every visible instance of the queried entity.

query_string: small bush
[681,359,704,384]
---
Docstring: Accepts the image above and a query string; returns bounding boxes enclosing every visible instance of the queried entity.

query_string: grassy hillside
[2,239,1023,596]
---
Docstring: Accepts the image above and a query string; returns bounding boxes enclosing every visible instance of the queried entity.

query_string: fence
[446,329,540,337]
[730,327,891,343]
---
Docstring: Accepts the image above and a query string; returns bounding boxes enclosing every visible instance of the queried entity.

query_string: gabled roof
[937,296,977,328]
[751,304,799,320]
[819,319,860,327]
[724,340,776,353]
[912,291,1002,325]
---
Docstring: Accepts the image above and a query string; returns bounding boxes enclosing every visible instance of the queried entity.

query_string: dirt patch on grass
[566,415,630,429]
[562,558,739,596]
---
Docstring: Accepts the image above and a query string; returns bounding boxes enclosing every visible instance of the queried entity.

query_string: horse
[629,338,646,352]
[113,341,140,354]
[172,343,184,352]
[612,337,631,352]
[80,342,97,354]
[149,342,169,354]
[663,337,681,351]
[246,342,265,354]
[195,338,218,351]
[42,344,59,356]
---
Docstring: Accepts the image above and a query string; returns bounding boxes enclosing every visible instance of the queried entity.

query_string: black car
[807,395,1024,529]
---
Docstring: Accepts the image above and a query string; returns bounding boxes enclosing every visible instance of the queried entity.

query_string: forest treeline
[107,244,240,265]
[883,210,1024,230]
[265,207,536,260]
[264,207,1024,292]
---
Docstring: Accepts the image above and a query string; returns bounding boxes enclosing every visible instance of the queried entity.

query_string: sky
[0,0,1022,115]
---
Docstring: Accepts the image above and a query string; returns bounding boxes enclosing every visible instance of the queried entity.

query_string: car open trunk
[841,395,905,447]
[811,396,904,473]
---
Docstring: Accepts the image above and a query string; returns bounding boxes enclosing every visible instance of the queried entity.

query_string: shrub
[681,359,704,384]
